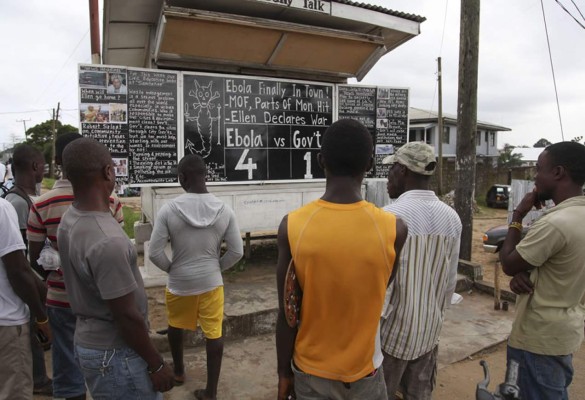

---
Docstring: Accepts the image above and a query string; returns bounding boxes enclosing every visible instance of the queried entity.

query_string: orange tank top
[288,199,397,382]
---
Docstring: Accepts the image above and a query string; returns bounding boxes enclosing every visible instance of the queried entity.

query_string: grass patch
[42,177,56,190]
[123,206,141,239]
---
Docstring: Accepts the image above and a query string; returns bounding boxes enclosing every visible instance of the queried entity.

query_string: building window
[442,126,450,144]
[490,132,496,146]
[426,128,433,144]
[476,131,481,146]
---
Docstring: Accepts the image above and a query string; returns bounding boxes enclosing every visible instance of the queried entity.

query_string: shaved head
[178,154,206,178]
[62,138,113,188]
[12,144,44,173]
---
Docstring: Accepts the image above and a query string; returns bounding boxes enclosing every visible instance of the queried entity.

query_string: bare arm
[499,190,541,276]
[275,215,296,400]
[3,249,51,344]
[388,217,407,287]
[107,292,174,392]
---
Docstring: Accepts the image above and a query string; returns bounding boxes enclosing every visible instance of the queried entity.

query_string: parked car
[482,223,528,253]
[485,184,511,208]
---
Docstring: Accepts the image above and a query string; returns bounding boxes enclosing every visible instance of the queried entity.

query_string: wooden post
[437,57,443,196]
[454,0,480,261]
[494,261,501,310]
[245,232,251,260]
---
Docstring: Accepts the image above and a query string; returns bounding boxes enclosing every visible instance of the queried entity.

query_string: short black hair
[62,138,112,187]
[56,133,82,160]
[178,154,206,178]
[320,119,373,177]
[12,144,43,173]
[545,141,585,186]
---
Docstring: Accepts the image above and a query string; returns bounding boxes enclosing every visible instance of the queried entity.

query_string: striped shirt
[27,179,124,308]
[381,190,461,360]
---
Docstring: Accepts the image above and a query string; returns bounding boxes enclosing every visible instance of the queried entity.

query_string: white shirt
[0,198,29,325]
[0,163,5,183]
[380,190,462,360]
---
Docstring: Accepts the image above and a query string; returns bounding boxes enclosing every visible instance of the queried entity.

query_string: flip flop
[194,388,210,400]
[174,374,186,386]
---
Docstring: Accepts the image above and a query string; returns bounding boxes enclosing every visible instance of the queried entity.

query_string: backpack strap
[2,185,33,209]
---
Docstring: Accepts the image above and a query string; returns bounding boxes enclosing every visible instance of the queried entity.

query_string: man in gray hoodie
[149,154,243,400]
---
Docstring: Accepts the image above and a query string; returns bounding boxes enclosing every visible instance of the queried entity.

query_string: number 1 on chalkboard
[304,152,313,179]
[235,149,258,180]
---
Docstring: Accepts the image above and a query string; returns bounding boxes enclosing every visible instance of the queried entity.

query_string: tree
[571,136,583,144]
[533,138,552,148]
[25,120,78,163]
[498,144,523,168]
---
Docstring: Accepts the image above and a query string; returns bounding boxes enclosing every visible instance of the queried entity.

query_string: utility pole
[50,102,60,178]
[437,57,444,196]
[89,0,101,64]
[16,118,31,139]
[454,0,480,261]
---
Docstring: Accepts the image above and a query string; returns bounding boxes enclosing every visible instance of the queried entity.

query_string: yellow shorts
[165,286,224,339]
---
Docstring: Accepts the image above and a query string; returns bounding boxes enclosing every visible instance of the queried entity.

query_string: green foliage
[25,120,79,164]
[533,138,552,148]
[122,206,140,239]
[498,143,523,168]
[42,177,56,190]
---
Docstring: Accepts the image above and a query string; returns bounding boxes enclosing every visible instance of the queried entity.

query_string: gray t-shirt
[57,205,148,349]
[6,192,34,230]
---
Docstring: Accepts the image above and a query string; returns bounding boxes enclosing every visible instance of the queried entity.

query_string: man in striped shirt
[380,142,462,400]
[27,133,124,400]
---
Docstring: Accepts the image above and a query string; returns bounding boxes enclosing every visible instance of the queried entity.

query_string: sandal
[194,388,211,400]
[174,374,186,386]
[33,379,53,396]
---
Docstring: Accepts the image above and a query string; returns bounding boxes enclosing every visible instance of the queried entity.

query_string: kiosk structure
[90,0,426,279]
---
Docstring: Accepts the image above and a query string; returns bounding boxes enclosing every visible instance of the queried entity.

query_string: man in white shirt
[0,198,51,399]
[380,142,462,400]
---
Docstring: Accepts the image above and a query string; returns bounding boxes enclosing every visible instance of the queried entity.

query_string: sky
[0,0,584,150]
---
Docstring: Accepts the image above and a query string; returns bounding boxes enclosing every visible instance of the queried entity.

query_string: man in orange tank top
[276,119,407,400]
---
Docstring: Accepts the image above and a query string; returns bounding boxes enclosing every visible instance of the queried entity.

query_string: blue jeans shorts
[507,345,573,400]
[75,345,162,400]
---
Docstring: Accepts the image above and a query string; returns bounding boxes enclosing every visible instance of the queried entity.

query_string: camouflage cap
[382,141,437,175]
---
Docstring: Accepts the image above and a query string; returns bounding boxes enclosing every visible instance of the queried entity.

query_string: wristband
[148,361,165,374]
[36,318,49,325]
[509,222,523,232]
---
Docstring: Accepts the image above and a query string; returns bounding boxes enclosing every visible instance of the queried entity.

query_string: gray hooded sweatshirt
[149,193,243,295]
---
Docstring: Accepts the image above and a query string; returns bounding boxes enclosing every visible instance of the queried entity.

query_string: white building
[408,107,511,159]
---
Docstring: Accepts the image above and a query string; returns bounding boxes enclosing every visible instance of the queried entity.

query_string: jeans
[48,306,86,398]
[292,362,388,400]
[75,345,162,400]
[507,345,573,400]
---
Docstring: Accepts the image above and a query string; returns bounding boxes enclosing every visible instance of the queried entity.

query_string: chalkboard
[80,65,409,185]
[127,69,178,184]
[79,65,178,186]
[182,73,333,182]
[338,85,409,178]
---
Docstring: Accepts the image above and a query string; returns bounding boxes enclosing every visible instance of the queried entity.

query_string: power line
[429,0,451,116]
[33,29,90,106]
[541,0,565,140]
[568,0,585,21]
[0,107,77,116]
[553,0,585,29]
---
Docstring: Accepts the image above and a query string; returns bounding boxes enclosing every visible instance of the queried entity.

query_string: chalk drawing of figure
[184,80,221,158]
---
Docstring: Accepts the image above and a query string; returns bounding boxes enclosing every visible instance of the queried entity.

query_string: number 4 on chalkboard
[235,149,258,179]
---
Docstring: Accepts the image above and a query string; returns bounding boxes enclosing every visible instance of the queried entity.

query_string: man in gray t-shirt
[57,138,174,399]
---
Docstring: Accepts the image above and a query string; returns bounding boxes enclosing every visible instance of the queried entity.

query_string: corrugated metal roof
[409,107,512,132]
[332,0,426,23]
